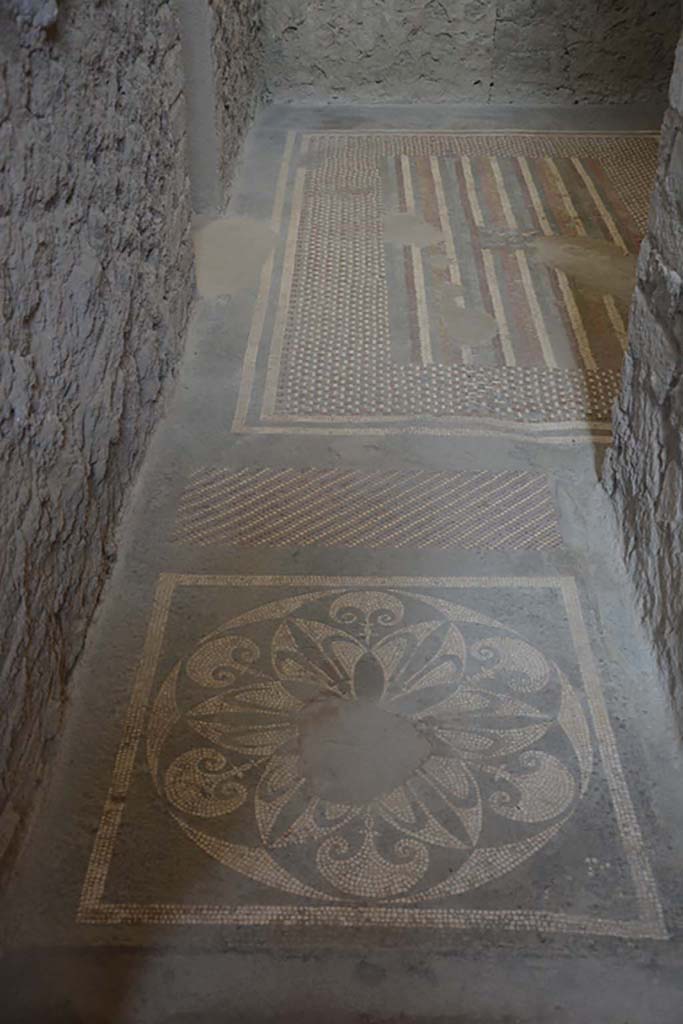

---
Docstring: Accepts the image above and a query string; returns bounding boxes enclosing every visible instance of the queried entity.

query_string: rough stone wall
[209,0,264,208]
[604,37,683,725]
[493,0,680,105]
[0,1,193,859]
[263,0,679,104]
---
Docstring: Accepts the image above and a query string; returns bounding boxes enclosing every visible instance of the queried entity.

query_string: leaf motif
[330,639,365,677]
[189,719,295,757]
[292,618,364,672]
[418,685,548,722]
[188,680,302,719]
[256,753,360,848]
[390,659,465,717]
[434,721,552,763]
[412,684,491,719]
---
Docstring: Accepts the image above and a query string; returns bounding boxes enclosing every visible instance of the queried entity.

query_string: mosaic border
[79,574,667,940]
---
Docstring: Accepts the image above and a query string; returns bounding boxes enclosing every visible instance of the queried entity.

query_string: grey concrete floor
[2,104,683,1024]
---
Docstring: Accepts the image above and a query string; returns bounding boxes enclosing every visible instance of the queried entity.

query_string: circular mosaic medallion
[147,589,593,902]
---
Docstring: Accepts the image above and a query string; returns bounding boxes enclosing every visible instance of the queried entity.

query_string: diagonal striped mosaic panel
[173,467,562,550]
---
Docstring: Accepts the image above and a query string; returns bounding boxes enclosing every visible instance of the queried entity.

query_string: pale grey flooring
[1,104,683,1024]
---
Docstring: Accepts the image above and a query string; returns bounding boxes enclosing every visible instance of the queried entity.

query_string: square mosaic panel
[233,130,658,444]
[80,574,665,940]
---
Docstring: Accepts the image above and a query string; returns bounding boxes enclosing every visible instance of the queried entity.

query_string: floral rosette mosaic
[147,589,594,902]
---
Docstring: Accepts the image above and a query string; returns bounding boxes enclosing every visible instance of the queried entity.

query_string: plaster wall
[263,0,680,104]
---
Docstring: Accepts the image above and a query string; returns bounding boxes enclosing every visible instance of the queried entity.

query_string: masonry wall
[209,0,264,208]
[604,36,683,724]
[0,0,194,860]
[263,0,679,104]
[175,0,264,214]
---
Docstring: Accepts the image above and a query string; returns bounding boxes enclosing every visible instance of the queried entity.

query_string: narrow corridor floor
[3,105,683,1024]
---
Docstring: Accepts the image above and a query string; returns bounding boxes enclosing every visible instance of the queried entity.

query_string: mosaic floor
[81,574,663,941]
[234,126,657,444]
[3,106,683,1024]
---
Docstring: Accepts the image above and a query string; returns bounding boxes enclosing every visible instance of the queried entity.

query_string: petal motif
[372,621,441,688]
[256,753,360,848]
[186,671,299,757]
[407,759,482,848]
[422,685,553,765]
[272,620,363,699]
[415,686,546,720]
[351,650,387,702]
[293,617,365,680]
[255,752,306,845]
[382,621,467,706]
[376,756,482,850]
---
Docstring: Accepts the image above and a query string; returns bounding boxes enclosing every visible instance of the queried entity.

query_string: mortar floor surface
[3,104,683,1024]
